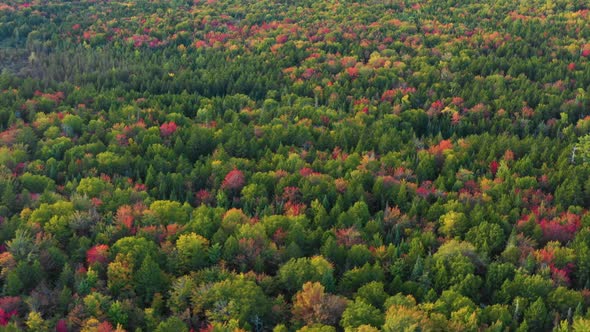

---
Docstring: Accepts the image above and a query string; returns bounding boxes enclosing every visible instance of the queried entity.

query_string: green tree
[155,316,189,332]
[278,256,335,293]
[175,232,209,272]
[134,255,169,305]
[340,298,384,330]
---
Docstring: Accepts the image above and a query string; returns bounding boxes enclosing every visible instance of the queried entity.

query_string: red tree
[56,319,68,332]
[221,168,245,191]
[160,121,178,136]
[0,308,17,326]
[489,160,499,177]
[86,245,110,265]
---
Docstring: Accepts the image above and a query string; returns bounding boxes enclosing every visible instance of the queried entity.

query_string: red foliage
[451,112,461,125]
[200,325,215,332]
[334,178,347,193]
[160,121,178,136]
[299,167,316,177]
[539,212,581,243]
[503,149,514,161]
[428,139,453,155]
[568,62,576,71]
[451,96,464,106]
[0,297,20,315]
[302,68,316,79]
[194,40,208,48]
[0,126,20,146]
[381,89,399,102]
[91,197,103,207]
[276,34,288,44]
[115,133,128,146]
[282,186,301,202]
[489,160,499,177]
[0,308,17,326]
[346,67,358,78]
[272,227,288,245]
[221,168,245,191]
[521,104,534,118]
[416,181,439,199]
[56,319,68,332]
[551,268,571,285]
[97,321,114,332]
[393,167,415,181]
[535,245,575,285]
[331,146,348,161]
[284,201,306,216]
[518,188,553,209]
[429,100,445,114]
[86,244,110,265]
[335,227,363,247]
[116,205,135,230]
[519,207,581,243]
[195,189,213,205]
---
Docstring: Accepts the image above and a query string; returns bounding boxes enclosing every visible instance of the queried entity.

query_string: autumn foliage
[221,168,245,191]
[1,0,590,331]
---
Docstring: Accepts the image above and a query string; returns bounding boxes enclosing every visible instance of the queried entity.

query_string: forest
[1,0,590,331]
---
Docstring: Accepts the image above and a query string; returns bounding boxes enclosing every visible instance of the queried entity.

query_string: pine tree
[134,255,169,305]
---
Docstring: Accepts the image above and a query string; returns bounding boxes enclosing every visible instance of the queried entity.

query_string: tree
[159,122,178,137]
[107,254,134,298]
[19,173,55,193]
[168,275,195,315]
[292,282,347,326]
[340,298,383,330]
[277,256,335,294]
[77,177,109,197]
[355,281,388,309]
[339,263,385,294]
[193,276,271,327]
[222,168,245,192]
[25,311,48,332]
[107,300,128,328]
[439,211,469,238]
[134,255,169,305]
[148,200,190,225]
[155,316,188,332]
[465,222,505,254]
[523,297,548,331]
[382,304,434,332]
[87,244,109,266]
[175,232,209,272]
[111,236,159,267]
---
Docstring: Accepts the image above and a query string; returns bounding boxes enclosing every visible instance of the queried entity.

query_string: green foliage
[355,281,388,309]
[192,276,271,327]
[278,256,335,293]
[175,232,210,271]
[19,173,55,193]
[340,298,384,330]
[155,316,189,332]
[134,255,169,305]
[0,0,589,330]
[149,200,190,225]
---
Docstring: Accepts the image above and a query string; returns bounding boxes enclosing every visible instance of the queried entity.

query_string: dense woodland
[0,0,590,331]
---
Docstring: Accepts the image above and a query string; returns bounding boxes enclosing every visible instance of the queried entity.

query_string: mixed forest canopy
[0,0,590,331]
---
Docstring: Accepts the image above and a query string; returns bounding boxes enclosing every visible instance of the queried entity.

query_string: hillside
[0,0,590,331]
